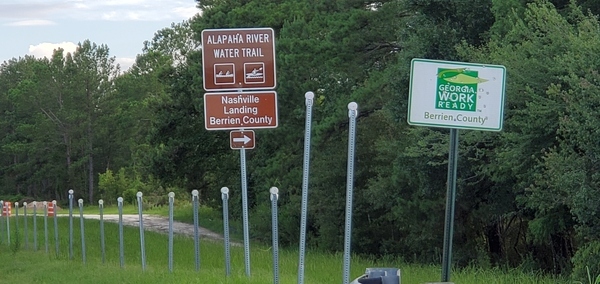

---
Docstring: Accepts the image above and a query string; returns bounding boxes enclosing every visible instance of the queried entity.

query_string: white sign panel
[408,58,506,131]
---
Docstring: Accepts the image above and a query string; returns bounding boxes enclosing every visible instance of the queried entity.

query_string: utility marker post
[343,102,358,284]
[298,91,314,284]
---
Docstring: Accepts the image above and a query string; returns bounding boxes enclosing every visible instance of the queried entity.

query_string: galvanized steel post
[221,187,231,276]
[343,102,358,284]
[298,91,314,284]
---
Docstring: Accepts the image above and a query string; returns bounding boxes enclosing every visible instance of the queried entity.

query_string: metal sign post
[240,140,251,277]
[200,26,279,279]
[408,58,506,282]
[441,129,459,281]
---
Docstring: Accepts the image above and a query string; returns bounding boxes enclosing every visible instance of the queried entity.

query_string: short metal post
[192,190,200,272]
[79,199,86,264]
[118,197,125,268]
[136,192,146,271]
[53,200,59,256]
[0,200,4,245]
[99,200,105,263]
[68,189,74,260]
[33,201,38,251]
[23,202,28,250]
[14,202,19,248]
[168,192,175,272]
[44,201,48,254]
[221,187,231,276]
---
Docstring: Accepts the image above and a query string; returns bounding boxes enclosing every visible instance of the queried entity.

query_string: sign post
[202,27,278,277]
[408,58,506,282]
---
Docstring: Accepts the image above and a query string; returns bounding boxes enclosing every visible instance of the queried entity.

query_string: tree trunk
[88,115,94,203]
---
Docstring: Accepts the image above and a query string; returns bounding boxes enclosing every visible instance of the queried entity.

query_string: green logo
[436,68,487,112]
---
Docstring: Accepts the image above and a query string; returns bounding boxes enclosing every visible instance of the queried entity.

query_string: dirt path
[75,214,236,244]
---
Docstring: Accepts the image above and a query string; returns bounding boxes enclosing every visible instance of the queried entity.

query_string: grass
[0,207,574,283]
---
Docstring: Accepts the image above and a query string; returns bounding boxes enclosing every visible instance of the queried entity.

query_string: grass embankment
[0,205,570,283]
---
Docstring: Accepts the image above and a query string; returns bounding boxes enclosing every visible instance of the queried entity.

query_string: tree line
[1,0,600,280]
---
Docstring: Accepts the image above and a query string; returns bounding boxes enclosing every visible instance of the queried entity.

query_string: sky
[0,0,199,71]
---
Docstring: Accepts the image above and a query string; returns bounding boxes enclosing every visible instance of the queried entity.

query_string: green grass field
[0,205,574,283]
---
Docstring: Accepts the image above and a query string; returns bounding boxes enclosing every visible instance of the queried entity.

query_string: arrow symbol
[233,135,251,144]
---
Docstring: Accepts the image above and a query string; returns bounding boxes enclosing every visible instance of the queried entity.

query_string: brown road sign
[202,28,276,91]
[230,130,255,149]
[204,91,278,130]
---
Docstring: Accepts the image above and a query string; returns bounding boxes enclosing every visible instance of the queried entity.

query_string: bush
[571,241,600,282]
[122,188,137,205]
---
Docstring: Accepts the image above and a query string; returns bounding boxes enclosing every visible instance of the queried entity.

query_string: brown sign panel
[204,91,278,130]
[230,130,255,149]
[202,28,276,91]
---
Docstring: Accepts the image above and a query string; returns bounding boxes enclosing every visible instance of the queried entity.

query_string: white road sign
[408,58,506,131]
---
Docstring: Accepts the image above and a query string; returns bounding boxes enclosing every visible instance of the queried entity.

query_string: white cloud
[173,6,199,19]
[28,42,78,59]
[1,1,198,22]
[116,57,135,71]
[7,19,56,26]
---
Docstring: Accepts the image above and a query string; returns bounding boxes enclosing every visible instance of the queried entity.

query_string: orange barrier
[47,201,55,217]
[2,201,12,217]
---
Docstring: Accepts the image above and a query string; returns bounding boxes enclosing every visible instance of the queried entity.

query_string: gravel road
[73,214,232,244]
